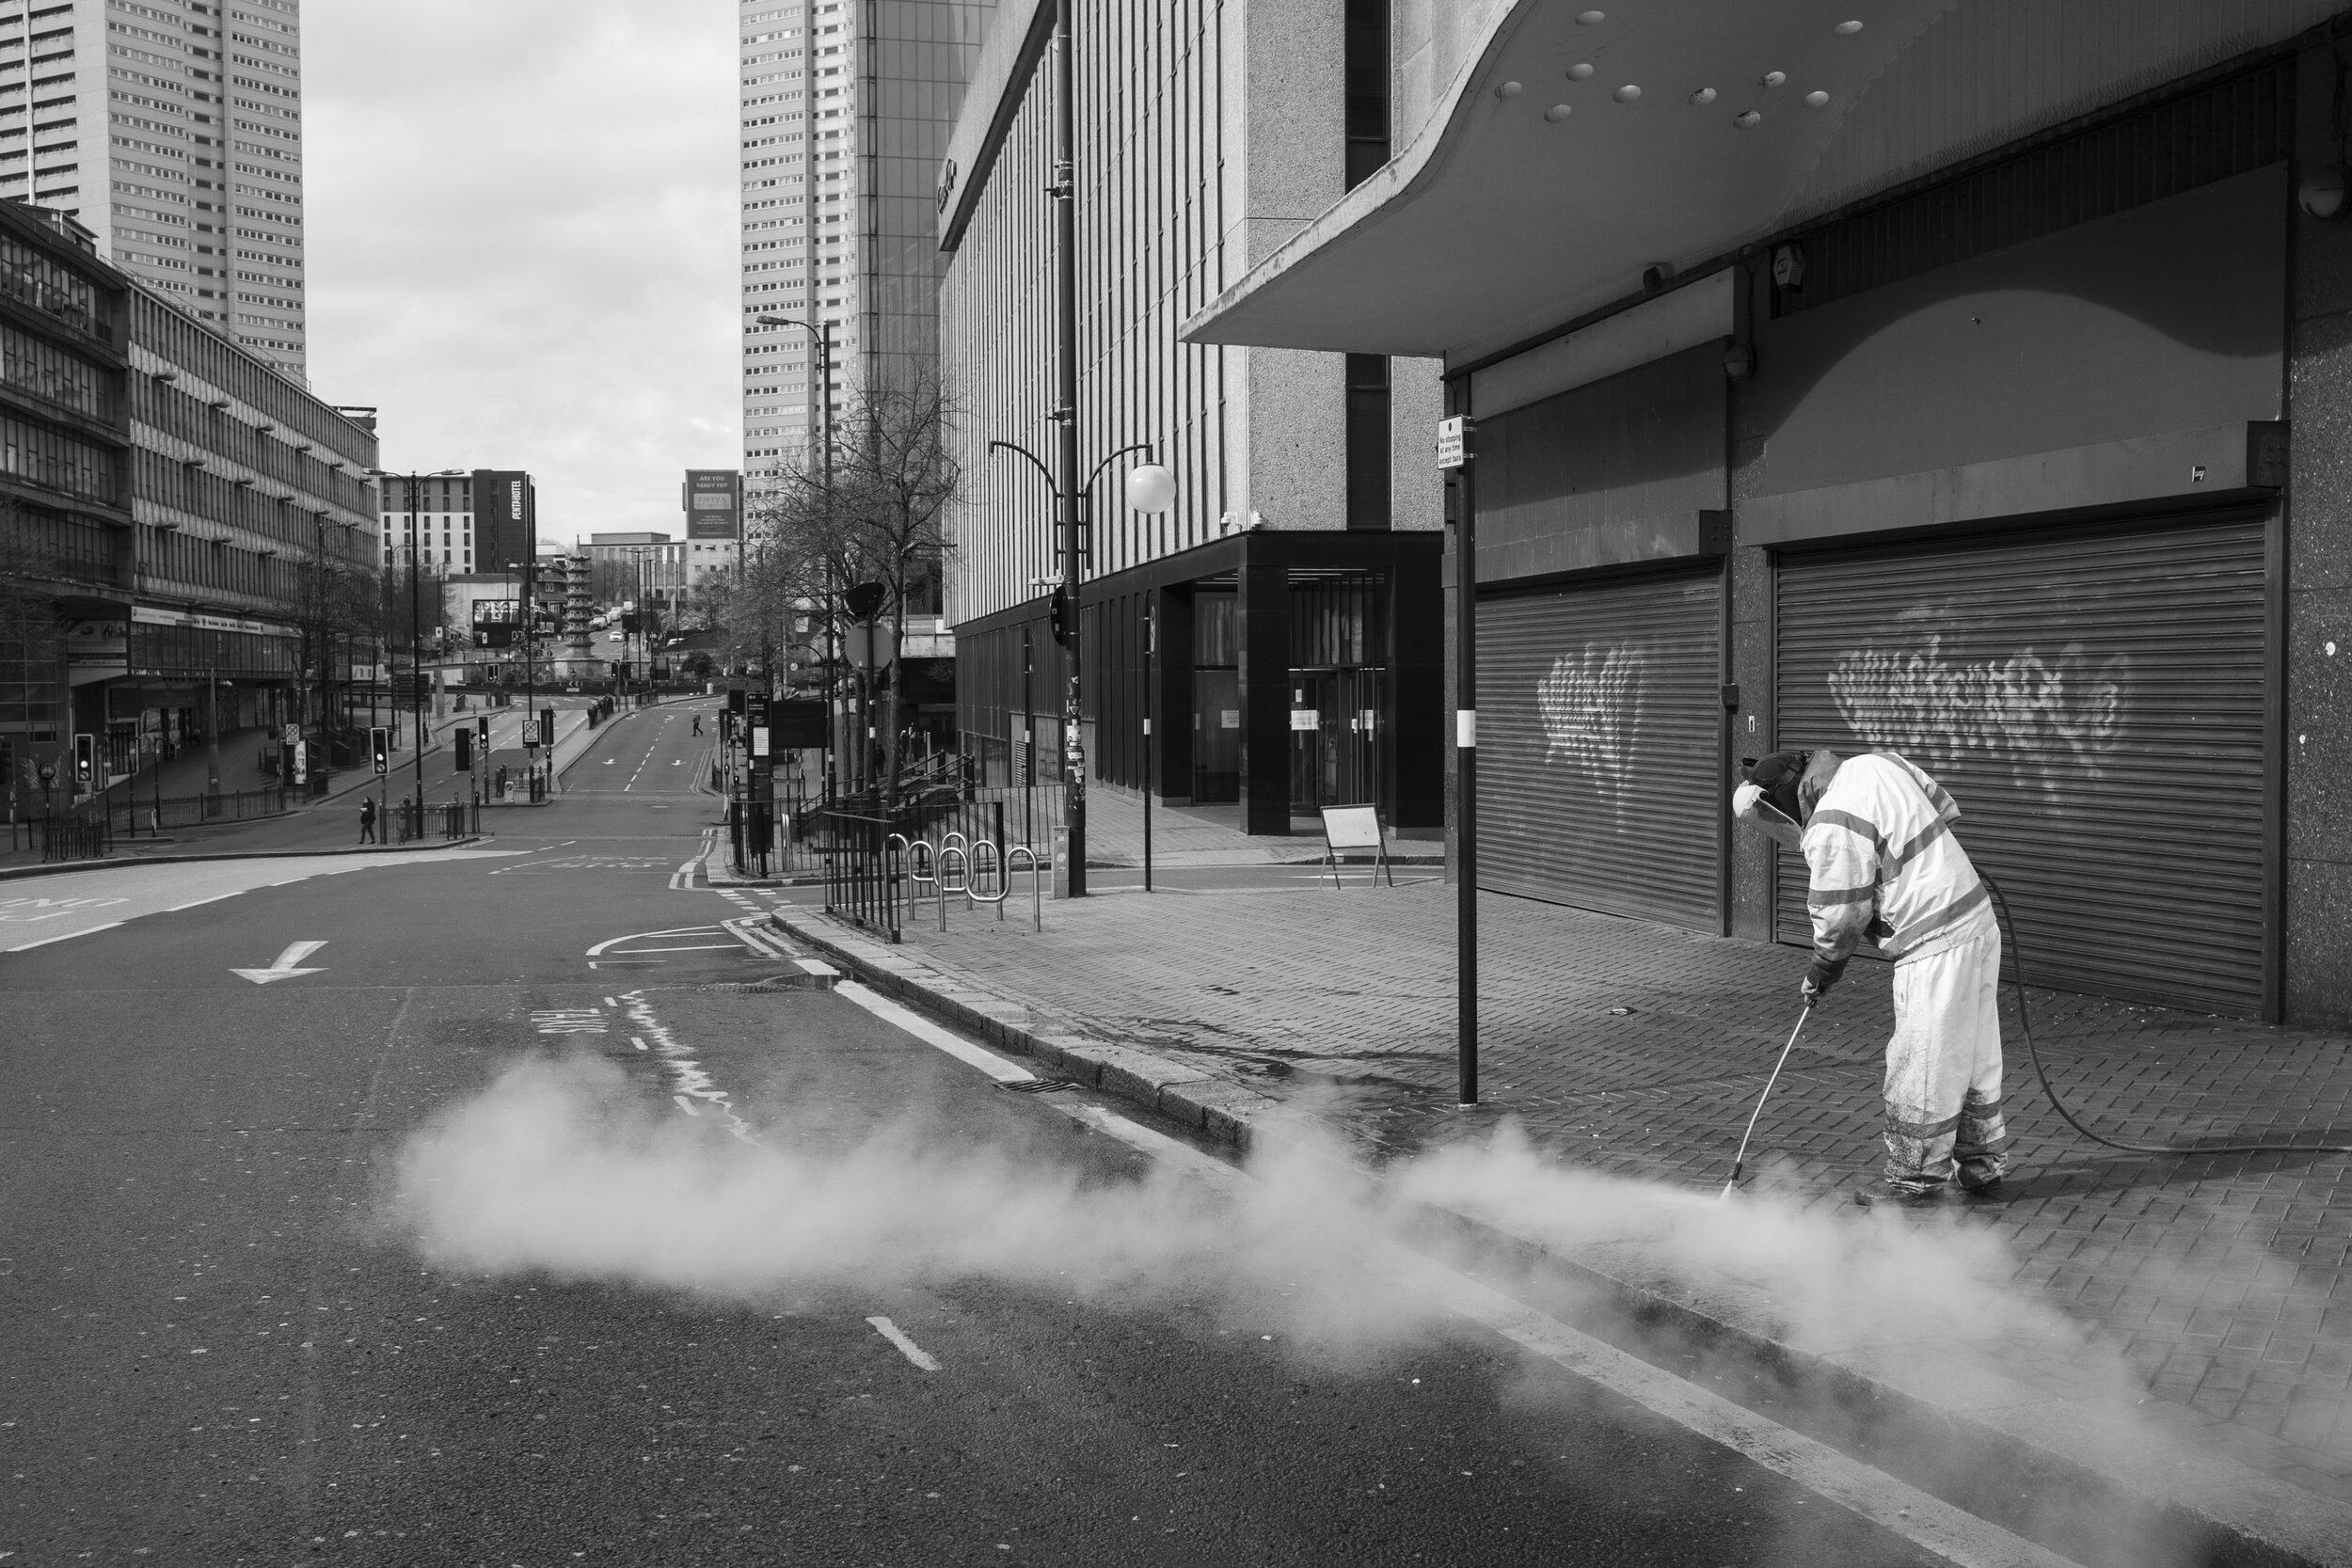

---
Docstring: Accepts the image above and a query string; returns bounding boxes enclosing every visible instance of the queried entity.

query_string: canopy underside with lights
[1182,0,2346,365]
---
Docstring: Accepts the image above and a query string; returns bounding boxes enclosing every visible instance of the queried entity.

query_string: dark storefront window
[1344,353,1391,531]
[1193,590,1239,801]
[1289,577,1387,814]
[1343,0,1390,190]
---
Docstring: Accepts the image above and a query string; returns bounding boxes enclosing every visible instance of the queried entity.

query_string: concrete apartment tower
[1,0,307,382]
[738,0,993,468]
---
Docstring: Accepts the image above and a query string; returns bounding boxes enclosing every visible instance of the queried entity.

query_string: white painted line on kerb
[866,1316,942,1371]
[869,1014,2080,1568]
[832,981,1038,1084]
[7,921,124,953]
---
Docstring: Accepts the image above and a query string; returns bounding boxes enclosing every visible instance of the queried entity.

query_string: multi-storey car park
[0,0,308,384]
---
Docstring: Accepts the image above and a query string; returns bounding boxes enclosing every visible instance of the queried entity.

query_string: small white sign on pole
[1435,416,1470,469]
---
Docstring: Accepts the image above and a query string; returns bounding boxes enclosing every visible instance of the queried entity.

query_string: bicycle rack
[939,832,972,902]
[964,844,1043,932]
[889,832,928,934]
[966,838,1005,913]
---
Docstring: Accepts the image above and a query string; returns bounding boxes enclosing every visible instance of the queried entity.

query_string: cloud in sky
[302,0,739,546]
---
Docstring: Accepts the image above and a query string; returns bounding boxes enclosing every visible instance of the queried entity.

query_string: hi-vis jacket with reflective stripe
[1802,752,1988,966]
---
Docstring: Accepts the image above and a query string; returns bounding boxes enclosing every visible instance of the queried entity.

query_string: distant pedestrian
[692,714,703,736]
[358,797,378,844]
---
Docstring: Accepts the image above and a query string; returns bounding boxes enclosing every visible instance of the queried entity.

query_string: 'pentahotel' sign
[683,470,741,541]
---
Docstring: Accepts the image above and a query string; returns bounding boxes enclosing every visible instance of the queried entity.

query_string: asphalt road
[2,699,1968,1566]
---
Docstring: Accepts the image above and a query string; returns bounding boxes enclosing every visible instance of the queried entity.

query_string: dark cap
[1741,751,1809,826]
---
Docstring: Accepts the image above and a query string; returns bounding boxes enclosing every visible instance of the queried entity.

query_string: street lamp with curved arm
[986,436,1173,896]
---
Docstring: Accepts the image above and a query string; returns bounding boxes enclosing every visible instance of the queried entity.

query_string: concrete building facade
[0,194,370,809]
[1188,1,2352,1027]
[1,0,309,381]
[373,470,537,578]
[583,531,688,624]
[739,0,993,467]
[939,0,1445,833]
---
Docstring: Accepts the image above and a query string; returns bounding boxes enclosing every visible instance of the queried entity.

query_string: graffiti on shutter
[1823,603,2129,811]
[1536,646,1643,826]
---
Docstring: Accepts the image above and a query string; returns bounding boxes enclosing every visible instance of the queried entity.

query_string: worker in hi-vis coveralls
[1732,749,2009,1206]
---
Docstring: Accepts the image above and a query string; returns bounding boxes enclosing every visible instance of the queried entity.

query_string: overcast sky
[302,0,739,546]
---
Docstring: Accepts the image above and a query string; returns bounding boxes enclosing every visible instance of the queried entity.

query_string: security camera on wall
[2300,166,2349,219]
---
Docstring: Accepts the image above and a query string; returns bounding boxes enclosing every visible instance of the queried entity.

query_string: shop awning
[1183,0,2339,366]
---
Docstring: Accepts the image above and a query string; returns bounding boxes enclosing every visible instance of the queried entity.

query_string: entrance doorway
[1288,668,1385,815]
[1192,669,1240,801]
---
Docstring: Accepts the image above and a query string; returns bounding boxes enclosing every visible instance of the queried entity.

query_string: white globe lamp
[1127,464,1177,515]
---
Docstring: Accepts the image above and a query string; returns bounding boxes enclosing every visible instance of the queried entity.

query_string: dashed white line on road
[7,921,124,952]
[866,1317,942,1371]
[167,891,244,912]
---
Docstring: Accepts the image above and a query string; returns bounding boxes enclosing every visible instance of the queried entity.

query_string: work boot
[1959,1176,2007,1202]
[1854,1180,1942,1209]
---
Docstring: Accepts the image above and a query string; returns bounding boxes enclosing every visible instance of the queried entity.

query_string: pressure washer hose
[1981,874,2352,1159]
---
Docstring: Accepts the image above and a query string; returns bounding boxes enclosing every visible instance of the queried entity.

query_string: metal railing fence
[818,809,905,942]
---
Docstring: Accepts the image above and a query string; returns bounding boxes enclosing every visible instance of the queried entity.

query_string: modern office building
[938,0,1445,833]
[0,0,309,381]
[738,0,992,467]
[583,531,688,623]
[0,193,371,807]
[1187,1,2352,1028]
[373,470,537,577]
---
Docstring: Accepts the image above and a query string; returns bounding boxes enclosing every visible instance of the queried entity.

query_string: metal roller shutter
[1773,512,2269,1016]
[1479,569,1722,928]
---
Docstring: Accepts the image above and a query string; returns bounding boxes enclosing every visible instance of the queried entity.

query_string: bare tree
[717,371,958,808]
[278,529,380,736]
[826,371,959,807]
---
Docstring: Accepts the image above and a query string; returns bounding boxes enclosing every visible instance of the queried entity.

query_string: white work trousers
[1882,907,2008,1192]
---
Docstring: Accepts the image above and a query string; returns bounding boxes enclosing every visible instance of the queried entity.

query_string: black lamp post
[988,439,1173,896]
[756,312,834,785]
[507,555,537,789]
[407,472,426,815]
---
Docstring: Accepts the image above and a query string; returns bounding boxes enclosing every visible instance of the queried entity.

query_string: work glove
[1802,953,1848,1004]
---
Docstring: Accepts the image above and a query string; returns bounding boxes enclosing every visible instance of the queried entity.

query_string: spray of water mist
[385,1054,2135,1387]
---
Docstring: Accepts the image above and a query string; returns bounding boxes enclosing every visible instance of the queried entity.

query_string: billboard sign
[66,616,128,674]
[471,469,534,564]
[684,469,741,541]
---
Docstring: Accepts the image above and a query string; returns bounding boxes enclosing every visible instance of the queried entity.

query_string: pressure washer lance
[1718,998,1813,1201]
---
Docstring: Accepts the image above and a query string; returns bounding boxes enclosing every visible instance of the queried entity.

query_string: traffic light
[728,687,747,715]
[476,715,490,747]
[453,726,473,772]
[72,732,93,789]
[370,726,389,775]
[1050,589,1074,648]
[538,707,555,750]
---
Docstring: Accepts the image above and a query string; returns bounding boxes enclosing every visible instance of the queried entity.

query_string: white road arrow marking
[230,941,328,985]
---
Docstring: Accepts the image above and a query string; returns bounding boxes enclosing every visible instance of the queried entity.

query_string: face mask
[1741,752,1809,827]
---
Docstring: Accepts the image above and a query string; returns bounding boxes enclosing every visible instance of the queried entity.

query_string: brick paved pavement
[807,879,2352,1504]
